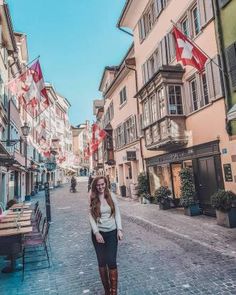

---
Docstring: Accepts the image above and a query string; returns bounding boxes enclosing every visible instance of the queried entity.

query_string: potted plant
[155,186,172,210]
[211,189,236,228]
[179,168,201,216]
[137,172,150,204]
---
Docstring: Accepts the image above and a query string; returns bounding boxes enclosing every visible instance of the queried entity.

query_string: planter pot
[144,198,151,204]
[216,208,236,228]
[140,197,150,204]
[159,203,170,210]
[184,204,201,216]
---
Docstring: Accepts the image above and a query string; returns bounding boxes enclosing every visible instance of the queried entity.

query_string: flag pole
[10,55,40,80]
[171,20,228,78]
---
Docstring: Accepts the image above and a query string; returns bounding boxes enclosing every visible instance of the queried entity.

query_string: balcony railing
[144,116,188,150]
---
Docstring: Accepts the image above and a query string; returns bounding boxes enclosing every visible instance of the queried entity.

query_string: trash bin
[120,185,126,197]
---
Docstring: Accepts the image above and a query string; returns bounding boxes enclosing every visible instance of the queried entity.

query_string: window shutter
[212,55,224,98]
[183,81,192,114]
[198,0,206,27]
[198,0,214,27]
[225,43,236,90]
[205,0,214,23]
[141,64,145,85]
[205,59,215,100]
[138,18,145,42]
[145,62,149,82]
[159,38,167,65]
[166,32,175,63]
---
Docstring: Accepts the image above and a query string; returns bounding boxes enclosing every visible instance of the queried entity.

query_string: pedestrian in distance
[70,176,77,193]
[88,174,94,192]
[88,176,123,295]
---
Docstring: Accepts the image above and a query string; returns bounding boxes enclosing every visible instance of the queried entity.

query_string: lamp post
[20,122,31,169]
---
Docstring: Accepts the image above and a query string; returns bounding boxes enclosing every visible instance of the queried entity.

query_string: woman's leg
[104,230,118,295]
[92,232,110,295]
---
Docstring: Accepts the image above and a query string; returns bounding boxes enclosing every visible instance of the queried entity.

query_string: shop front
[146,140,224,215]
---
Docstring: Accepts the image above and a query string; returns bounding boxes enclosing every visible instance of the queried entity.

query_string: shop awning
[0,142,14,165]
[227,104,236,121]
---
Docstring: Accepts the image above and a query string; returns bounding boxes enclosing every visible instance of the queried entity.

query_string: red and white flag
[172,26,207,71]
[8,60,50,118]
[90,123,107,153]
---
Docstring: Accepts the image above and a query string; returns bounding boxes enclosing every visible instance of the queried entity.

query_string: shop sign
[97,163,104,169]
[223,163,233,182]
[127,151,136,161]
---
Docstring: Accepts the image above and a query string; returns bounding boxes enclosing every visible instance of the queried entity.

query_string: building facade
[117,0,236,214]
[98,47,144,198]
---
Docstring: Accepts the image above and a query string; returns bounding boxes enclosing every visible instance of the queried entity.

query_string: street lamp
[21,122,30,169]
[20,122,31,138]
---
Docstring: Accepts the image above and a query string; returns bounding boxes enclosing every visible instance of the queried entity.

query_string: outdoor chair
[25,216,46,239]
[33,201,39,215]
[22,219,50,281]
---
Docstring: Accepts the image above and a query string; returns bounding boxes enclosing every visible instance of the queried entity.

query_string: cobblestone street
[1,177,236,295]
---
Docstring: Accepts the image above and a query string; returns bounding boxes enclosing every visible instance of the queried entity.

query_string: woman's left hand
[117,230,123,241]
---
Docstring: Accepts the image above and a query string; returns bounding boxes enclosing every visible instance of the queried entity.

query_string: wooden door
[198,156,218,215]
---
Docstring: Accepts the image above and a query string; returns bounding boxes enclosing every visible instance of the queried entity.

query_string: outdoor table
[10,204,30,210]
[0,221,31,230]
[6,210,32,215]
[0,215,31,223]
[0,226,32,273]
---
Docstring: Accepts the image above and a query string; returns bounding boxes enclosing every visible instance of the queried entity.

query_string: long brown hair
[90,176,115,220]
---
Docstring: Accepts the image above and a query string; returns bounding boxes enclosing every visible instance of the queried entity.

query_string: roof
[100,43,134,97]
[98,66,120,92]
[117,0,132,28]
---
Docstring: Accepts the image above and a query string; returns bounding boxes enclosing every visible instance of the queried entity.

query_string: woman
[89,176,123,295]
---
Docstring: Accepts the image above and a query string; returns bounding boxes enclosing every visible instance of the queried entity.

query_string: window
[116,125,124,148]
[168,85,183,114]
[125,116,136,144]
[143,100,150,127]
[138,0,169,42]
[150,94,157,122]
[119,87,127,105]
[158,87,166,118]
[181,17,190,37]
[145,128,153,146]
[192,6,200,36]
[226,43,236,90]
[201,73,209,105]
[148,56,156,79]
[190,78,199,111]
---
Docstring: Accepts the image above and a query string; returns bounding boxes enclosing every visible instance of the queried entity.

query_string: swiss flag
[8,60,50,118]
[90,123,107,154]
[172,26,208,71]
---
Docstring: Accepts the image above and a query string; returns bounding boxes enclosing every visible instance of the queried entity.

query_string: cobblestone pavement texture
[0,176,236,295]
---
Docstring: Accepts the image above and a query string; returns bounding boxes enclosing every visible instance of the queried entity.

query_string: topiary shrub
[137,172,149,197]
[179,168,197,208]
[154,186,172,206]
[211,190,236,212]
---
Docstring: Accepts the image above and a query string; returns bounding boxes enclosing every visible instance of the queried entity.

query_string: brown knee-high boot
[109,268,118,295]
[99,266,110,295]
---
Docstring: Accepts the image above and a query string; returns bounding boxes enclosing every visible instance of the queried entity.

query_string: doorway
[197,156,218,215]
[171,163,182,199]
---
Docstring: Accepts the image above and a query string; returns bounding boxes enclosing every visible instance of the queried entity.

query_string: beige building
[99,48,144,197]
[71,120,90,175]
[117,0,236,214]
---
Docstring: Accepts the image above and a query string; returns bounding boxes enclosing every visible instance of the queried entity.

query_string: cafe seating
[22,219,50,280]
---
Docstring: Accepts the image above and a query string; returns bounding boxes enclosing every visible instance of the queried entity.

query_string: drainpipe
[212,0,232,135]
[125,63,145,172]
[119,25,145,171]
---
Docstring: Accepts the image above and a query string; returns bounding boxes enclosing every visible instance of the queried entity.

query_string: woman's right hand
[95,232,105,243]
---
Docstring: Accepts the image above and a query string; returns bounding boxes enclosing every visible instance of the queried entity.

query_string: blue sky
[7,0,132,125]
